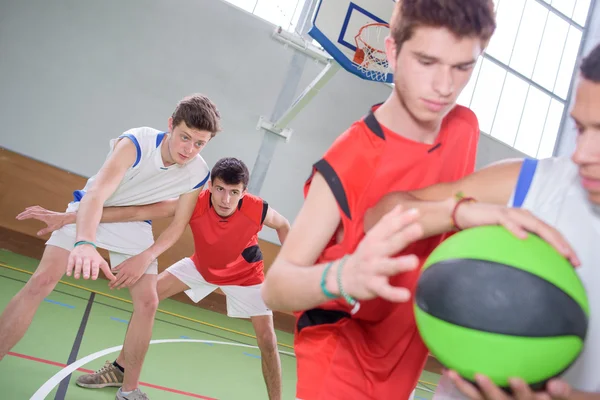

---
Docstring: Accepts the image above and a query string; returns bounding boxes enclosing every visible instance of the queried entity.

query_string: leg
[251,315,282,400]
[222,283,282,400]
[114,269,190,366]
[120,274,158,392]
[0,245,68,360]
[76,262,195,390]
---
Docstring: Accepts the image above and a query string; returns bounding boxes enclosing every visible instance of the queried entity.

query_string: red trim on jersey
[189,190,268,286]
[296,104,480,399]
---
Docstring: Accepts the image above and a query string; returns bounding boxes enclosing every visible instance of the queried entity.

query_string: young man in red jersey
[261,1,497,399]
[19,157,290,400]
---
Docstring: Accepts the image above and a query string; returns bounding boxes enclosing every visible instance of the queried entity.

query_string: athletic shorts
[166,257,272,318]
[46,222,158,275]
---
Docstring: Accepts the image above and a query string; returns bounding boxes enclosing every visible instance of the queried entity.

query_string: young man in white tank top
[346,43,600,399]
[0,94,221,400]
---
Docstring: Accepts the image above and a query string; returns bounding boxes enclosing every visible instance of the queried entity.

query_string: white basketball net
[353,23,391,82]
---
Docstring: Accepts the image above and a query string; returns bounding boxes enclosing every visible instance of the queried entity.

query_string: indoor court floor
[0,249,440,399]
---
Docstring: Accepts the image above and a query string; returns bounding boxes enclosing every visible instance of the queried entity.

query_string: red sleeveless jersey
[189,190,268,286]
[295,104,480,399]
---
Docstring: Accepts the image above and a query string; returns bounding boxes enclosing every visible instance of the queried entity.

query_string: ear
[168,117,174,133]
[240,188,248,199]
[385,35,398,71]
[207,179,213,191]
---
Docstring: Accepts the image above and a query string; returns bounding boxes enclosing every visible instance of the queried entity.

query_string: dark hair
[581,44,600,83]
[171,94,221,137]
[211,157,250,189]
[390,0,497,52]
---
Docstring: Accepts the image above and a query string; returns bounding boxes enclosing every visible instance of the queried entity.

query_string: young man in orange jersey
[18,157,290,400]
[261,1,497,399]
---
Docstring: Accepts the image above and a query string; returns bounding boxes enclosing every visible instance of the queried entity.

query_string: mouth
[178,153,189,161]
[421,99,449,113]
[580,175,600,191]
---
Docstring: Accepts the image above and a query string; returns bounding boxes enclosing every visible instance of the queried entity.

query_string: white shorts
[46,223,158,275]
[166,257,272,319]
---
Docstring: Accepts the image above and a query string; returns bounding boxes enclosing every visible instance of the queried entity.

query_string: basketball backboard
[308,0,397,83]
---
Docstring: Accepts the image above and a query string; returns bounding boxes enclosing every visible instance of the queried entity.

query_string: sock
[119,388,133,395]
[113,360,125,373]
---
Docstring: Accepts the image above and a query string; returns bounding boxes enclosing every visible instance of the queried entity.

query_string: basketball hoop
[353,23,391,82]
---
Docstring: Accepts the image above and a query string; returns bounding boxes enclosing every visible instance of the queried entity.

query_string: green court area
[0,249,439,399]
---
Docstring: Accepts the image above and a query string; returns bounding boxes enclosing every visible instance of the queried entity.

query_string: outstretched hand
[339,205,424,303]
[455,202,580,267]
[16,205,74,236]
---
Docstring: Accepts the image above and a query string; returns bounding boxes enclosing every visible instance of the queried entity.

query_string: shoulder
[240,193,268,224]
[511,156,576,208]
[191,189,211,218]
[186,155,211,189]
[445,105,479,131]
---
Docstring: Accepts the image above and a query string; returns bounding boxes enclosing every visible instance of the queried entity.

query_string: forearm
[75,195,105,242]
[143,221,187,261]
[365,192,457,238]
[262,257,342,312]
[276,225,290,245]
[69,200,176,225]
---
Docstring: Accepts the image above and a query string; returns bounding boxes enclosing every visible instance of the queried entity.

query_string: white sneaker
[116,388,149,400]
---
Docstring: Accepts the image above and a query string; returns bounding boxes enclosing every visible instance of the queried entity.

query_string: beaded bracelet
[336,256,360,314]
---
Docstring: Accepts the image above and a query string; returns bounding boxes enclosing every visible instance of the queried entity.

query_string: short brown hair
[211,157,250,189]
[390,0,496,52]
[172,94,222,137]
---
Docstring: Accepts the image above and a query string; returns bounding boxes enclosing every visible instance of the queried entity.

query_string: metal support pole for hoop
[247,0,334,195]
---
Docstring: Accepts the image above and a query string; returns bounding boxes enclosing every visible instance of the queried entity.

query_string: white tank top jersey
[59,127,210,255]
[69,127,210,209]
[433,156,599,398]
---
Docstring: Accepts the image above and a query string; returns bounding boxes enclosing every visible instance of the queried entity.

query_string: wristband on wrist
[451,191,476,231]
[320,261,339,299]
[74,240,97,249]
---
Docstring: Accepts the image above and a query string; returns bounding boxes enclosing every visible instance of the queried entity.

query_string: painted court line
[43,299,75,309]
[32,339,296,399]
[0,262,294,349]
[7,352,215,399]
[110,316,129,324]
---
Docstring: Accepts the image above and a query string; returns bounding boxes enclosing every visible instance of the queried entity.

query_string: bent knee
[133,293,159,315]
[26,271,60,298]
[257,331,278,353]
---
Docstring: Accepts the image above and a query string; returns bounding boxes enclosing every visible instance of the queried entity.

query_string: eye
[419,59,434,66]
[456,64,473,72]
[181,135,189,141]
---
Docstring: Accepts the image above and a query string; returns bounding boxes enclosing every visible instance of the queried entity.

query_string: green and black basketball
[414,225,589,390]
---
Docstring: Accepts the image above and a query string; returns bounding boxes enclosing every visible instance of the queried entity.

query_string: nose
[184,143,193,154]
[433,66,454,98]
[572,132,600,165]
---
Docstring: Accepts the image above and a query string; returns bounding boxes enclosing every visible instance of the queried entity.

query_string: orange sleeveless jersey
[295,104,480,399]
[189,190,268,286]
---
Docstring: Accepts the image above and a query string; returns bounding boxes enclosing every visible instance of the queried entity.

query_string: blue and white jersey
[70,127,210,208]
[57,127,210,256]
[511,156,600,393]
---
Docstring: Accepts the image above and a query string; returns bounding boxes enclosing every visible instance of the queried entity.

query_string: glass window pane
[469,59,507,134]
[485,0,527,64]
[554,25,582,98]
[287,0,308,32]
[572,0,592,26]
[456,57,483,108]
[551,0,577,18]
[537,99,564,158]
[509,0,548,78]
[514,87,551,156]
[253,0,301,28]
[490,73,530,146]
[224,0,258,13]
[532,12,569,91]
